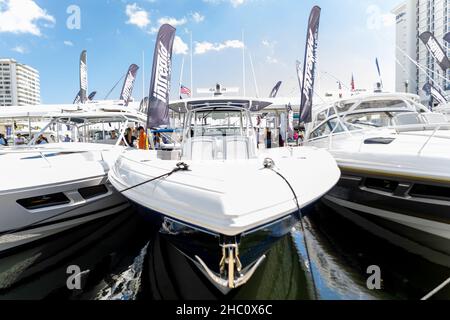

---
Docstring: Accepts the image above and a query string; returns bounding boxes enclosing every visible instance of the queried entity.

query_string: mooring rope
[262,158,319,300]
[421,276,450,300]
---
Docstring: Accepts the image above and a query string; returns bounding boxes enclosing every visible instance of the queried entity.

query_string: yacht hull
[323,169,450,267]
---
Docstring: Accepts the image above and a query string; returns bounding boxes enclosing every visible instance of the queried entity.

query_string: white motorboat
[305,92,450,266]
[0,103,147,254]
[109,97,340,291]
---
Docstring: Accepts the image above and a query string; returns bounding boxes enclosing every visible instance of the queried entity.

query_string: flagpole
[179,56,185,98]
[242,29,246,97]
[142,50,145,101]
[190,30,194,98]
[248,52,259,98]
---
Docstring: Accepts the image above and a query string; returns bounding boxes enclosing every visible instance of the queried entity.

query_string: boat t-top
[0,103,147,254]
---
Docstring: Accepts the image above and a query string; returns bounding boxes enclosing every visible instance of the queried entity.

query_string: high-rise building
[393,1,418,94]
[393,0,449,100]
[0,58,41,106]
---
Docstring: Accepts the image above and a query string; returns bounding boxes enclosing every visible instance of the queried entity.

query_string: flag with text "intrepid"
[269,81,282,98]
[79,50,88,104]
[419,31,450,72]
[88,91,97,101]
[147,24,176,129]
[73,90,81,104]
[423,82,448,107]
[299,6,321,124]
[120,64,139,106]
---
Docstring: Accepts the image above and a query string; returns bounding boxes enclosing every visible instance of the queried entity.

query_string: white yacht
[304,92,450,266]
[109,97,340,292]
[0,103,147,254]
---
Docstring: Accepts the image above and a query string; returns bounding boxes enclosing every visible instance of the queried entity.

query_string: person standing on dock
[14,134,25,145]
[0,133,7,146]
[122,128,137,148]
[138,126,149,150]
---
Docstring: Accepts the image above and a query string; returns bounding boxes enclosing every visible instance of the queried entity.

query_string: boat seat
[183,137,215,160]
[224,136,249,160]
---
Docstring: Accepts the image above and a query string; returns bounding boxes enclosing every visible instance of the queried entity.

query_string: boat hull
[323,169,450,267]
[133,199,300,270]
[131,200,301,293]
[0,146,130,254]
[0,178,130,254]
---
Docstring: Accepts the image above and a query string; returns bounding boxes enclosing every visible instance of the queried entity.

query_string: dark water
[0,203,449,300]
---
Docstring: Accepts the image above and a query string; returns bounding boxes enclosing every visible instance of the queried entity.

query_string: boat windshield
[181,107,257,161]
[344,111,423,128]
[353,99,411,112]
[308,110,434,141]
[190,109,251,138]
[311,97,428,130]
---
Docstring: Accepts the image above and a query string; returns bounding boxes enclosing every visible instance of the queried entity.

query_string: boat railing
[417,124,443,156]
[0,148,63,168]
[0,145,123,168]
[327,106,355,151]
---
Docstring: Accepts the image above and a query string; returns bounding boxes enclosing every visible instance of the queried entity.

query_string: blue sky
[0,0,401,104]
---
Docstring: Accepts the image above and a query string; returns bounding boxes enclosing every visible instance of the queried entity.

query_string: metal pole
[190,31,194,98]
[142,51,145,101]
[242,30,246,97]
[179,56,185,98]
[248,52,259,98]
[12,119,15,146]
[28,114,31,141]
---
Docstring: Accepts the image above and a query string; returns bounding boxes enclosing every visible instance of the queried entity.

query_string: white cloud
[12,45,26,54]
[266,56,278,64]
[125,3,150,29]
[64,40,74,46]
[190,12,205,23]
[173,36,188,55]
[203,0,248,8]
[0,0,55,36]
[230,0,245,7]
[366,5,395,30]
[149,26,159,34]
[262,40,276,49]
[148,16,188,34]
[195,40,244,55]
[158,16,187,27]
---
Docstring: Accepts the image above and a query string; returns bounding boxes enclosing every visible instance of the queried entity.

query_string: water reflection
[304,203,450,300]
[0,203,448,300]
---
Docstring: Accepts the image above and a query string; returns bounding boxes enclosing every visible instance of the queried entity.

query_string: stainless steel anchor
[195,241,266,290]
